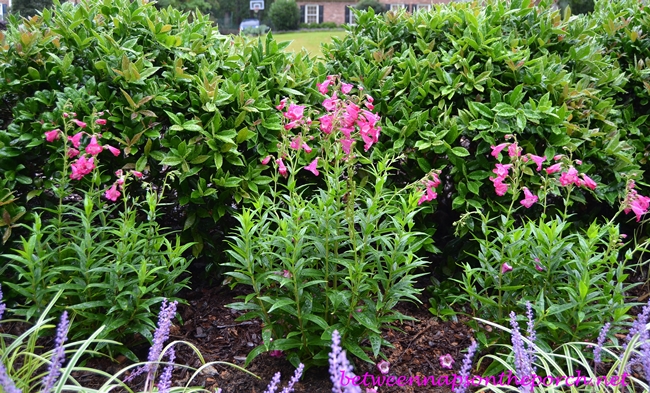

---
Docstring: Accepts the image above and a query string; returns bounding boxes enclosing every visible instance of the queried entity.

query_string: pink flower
[68,132,84,148]
[95,119,107,126]
[45,129,60,142]
[268,350,284,358]
[492,163,512,180]
[302,143,312,153]
[261,155,272,165]
[320,114,333,134]
[341,82,353,94]
[72,119,87,128]
[115,169,123,177]
[85,136,103,156]
[429,173,441,189]
[520,187,538,208]
[290,136,303,150]
[501,262,513,273]
[377,360,390,375]
[366,388,378,393]
[323,93,338,112]
[105,183,121,201]
[490,143,509,158]
[131,171,143,178]
[284,121,299,130]
[529,154,546,171]
[304,158,319,176]
[575,159,582,165]
[343,102,360,127]
[629,195,650,222]
[535,264,545,272]
[70,156,95,180]
[365,102,375,110]
[582,174,597,190]
[282,270,292,278]
[553,154,563,161]
[317,79,331,94]
[63,113,69,118]
[559,166,579,186]
[106,145,121,157]
[276,98,287,111]
[67,148,80,158]
[545,163,562,174]
[366,95,374,103]
[284,104,304,122]
[508,142,521,158]
[439,354,455,369]
[276,158,288,178]
[492,178,509,196]
[340,138,354,155]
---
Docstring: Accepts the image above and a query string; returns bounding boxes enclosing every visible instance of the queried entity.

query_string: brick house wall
[297,0,454,26]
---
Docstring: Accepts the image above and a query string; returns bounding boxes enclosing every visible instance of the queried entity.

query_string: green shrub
[269,0,300,31]
[322,0,642,269]
[0,0,320,261]
[355,0,385,15]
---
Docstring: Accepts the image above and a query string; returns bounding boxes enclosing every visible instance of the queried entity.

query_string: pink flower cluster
[417,173,441,205]
[623,180,650,222]
[489,141,598,208]
[104,169,143,201]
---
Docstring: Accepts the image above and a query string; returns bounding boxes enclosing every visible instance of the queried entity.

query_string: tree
[268,0,299,31]
[355,0,384,14]
[10,0,53,17]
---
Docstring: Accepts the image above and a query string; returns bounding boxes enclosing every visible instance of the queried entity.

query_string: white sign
[250,0,264,10]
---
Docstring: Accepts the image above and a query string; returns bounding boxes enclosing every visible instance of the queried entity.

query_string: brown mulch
[77,285,476,393]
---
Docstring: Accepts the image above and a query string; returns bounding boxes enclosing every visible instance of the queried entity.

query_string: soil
[78,283,476,393]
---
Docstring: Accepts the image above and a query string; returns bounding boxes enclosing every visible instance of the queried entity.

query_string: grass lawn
[273,30,348,58]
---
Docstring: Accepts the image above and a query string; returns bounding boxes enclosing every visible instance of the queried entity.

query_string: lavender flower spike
[0,284,6,321]
[329,330,362,393]
[157,346,176,393]
[525,302,537,365]
[40,311,69,393]
[594,322,610,366]
[0,362,21,393]
[263,372,281,393]
[453,340,478,393]
[280,363,304,393]
[509,311,535,393]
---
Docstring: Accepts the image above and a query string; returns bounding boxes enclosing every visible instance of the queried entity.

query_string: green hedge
[322,0,645,245]
[0,0,321,257]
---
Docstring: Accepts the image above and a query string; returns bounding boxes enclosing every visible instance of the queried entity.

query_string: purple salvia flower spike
[621,298,650,372]
[263,372,281,393]
[525,302,537,366]
[594,322,610,366]
[0,362,22,393]
[509,312,534,393]
[453,340,478,393]
[40,311,69,393]
[157,346,176,393]
[329,330,362,393]
[0,284,6,321]
[280,363,304,393]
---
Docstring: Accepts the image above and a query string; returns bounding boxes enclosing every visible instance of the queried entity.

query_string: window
[348,8,356,25]
[413,4,431,12]
[390,4,406,10]
[305,5,319,24]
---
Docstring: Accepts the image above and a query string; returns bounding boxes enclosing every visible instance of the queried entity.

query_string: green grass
[273,30,348,57]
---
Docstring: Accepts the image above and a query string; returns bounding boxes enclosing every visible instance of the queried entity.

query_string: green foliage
[322,0,642,241]
[2,184,192,358]
[224,84,432,368]
[9,0,53,17]
[241,24,270,36]
[355,0,385,15]
[268,0,300,31]
[300,22,338,29]
[0,0,320,259]
[156,0,219,15]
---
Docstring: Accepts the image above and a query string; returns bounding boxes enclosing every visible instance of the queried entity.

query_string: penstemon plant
[453,136,645,348]
[224,76,438,368]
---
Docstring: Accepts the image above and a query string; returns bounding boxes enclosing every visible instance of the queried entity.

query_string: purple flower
[453,340,478,393]
[280,363,304,393]
[0,362,21,393]
[124,299,178,383]
[525,302,537,362]
[509,311,535,393]
[501,262,513,273]
[40,311,69,393]
[439,354,454,369]
[594,322,610,366]
[0,284,5,321]
[329,330,362,393]
[157,346,176,393]
[623,299,650,376]
[264,372,281,393]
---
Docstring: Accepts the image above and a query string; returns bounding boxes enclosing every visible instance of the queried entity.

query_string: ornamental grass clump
[225,75,438,367]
